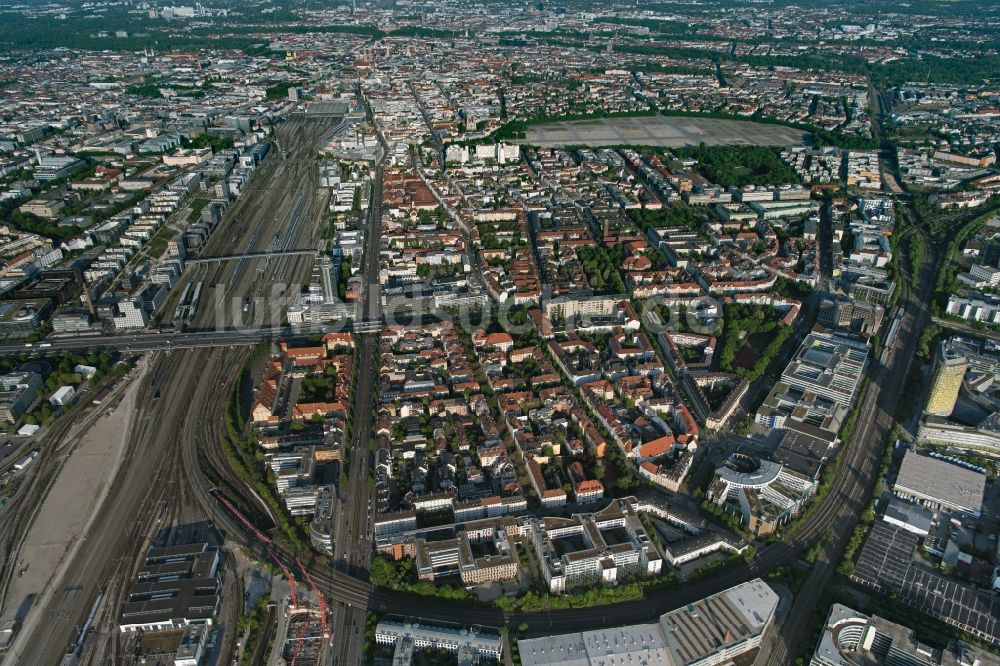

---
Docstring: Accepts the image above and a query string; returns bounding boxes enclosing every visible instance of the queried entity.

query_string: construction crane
[289,555,331,665]
[212,489,326,664]
[296,556,330,638]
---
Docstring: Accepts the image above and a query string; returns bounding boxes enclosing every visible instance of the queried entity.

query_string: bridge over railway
[188,249,318,264]
[0,321,385,354]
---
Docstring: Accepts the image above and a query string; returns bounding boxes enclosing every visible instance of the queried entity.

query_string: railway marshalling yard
[0,116,343,666]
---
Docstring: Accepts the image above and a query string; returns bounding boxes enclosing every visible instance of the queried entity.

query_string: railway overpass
[188,249,318,265]
[1,321,383,355]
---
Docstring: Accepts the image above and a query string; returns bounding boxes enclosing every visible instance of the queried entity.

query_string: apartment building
[945,293,1000,325]
[374,510,419,537]
[375,619,502,662]
[527,499,662,594]
[542,294,623,322]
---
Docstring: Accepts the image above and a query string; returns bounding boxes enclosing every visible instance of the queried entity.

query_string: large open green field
[520,115,806,148]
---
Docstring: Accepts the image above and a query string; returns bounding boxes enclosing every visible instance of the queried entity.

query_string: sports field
[520,115,806,148]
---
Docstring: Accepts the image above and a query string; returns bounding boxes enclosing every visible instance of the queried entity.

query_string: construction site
[272,605,327,666]
[214,489,332,666]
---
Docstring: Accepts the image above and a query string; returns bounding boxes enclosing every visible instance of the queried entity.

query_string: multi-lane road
[0,322,381,356]
[329,124,386,666]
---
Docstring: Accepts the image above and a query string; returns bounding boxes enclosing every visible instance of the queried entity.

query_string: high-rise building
[925,340,968,417]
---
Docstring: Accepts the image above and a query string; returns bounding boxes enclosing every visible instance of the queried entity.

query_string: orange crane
[213,490,321,663]
[296,556,330,638]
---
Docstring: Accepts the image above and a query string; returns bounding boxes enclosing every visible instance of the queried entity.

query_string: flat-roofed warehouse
[518,579,778,666]
[892,451,986,517]
[118,543,221,632]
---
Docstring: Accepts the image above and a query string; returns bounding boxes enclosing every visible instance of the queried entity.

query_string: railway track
[173,121,331,335]
[70,350,242,665]
[78,441,185,666]
[753,154,937,661]
[18,114,946,666]
[76,347,260,665]
[2,117,343,665]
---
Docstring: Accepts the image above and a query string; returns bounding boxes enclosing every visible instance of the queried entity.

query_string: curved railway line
[755,83,939,663]
[176,215,939,644]
[1,107,953,666]
[178,176,945,659]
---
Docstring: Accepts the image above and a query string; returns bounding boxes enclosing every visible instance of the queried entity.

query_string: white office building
[49,385,75,407]
[375,619,501,661]
[520,580,778,666]
[780,331,868,407]
[945,293,1000,325]
[112,300,148,330]
[810,603,999,666]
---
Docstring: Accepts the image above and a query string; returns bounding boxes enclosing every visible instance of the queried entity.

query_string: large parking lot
[852,521,1000,645]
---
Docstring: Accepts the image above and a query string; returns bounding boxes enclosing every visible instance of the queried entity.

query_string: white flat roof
[518,580,779,666]
[893,451,985,514]
[721,579,780,628]
[519,624,670,666]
